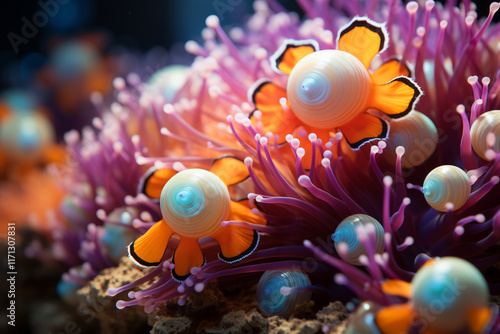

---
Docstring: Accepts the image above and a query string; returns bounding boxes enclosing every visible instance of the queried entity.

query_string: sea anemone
[42,0,500,331]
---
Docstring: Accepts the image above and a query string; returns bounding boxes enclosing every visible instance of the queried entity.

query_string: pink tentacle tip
[383,175,393,187]
[128,291,136,299]
[116,300,126,310]
[454,226,465,236]
[107,288,119,297]
[195,283,205,292]
[297,148,306,159]
[205,15,220,29]
[244,157,253,167]
[334,273,348,285]
[298,175,311,187]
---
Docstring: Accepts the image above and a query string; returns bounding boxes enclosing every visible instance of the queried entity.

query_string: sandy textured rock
[76,257,150,333]
[76,256,349,333]
[268,302,347,334]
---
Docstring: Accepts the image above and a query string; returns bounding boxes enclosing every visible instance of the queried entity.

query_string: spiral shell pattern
[412,257,489,332]
[257,270,312,318]
[160,169,231,238]
[470,110,500,161]
[331,214,385,266]
[383,111,438,168]
[422,165,471,212]
[287,50,370,129]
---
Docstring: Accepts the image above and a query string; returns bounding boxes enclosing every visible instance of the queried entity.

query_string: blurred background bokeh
[0,0,494,333]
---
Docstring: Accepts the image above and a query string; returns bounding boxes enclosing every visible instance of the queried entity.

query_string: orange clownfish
[374,257,497,334]
[249,16,421,149]
[128,156,266,281]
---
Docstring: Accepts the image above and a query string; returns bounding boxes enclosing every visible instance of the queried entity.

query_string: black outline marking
[383,76,422,119]
[250,80,274,106]
[171,248,206,282]
[128,241,162,267]
[137,167,169,200]
[338,18,386,53]
[344,116,388,150]
[270,39,319,74]
[374,58,413,82]
[248,78,273,105]
[219,229,260,263]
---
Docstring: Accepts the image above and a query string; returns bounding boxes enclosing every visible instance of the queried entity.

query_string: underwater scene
[1,0,500,333]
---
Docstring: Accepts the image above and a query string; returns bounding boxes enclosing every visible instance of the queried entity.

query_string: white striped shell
[287,50,370,129]
[422,165,471,212]
[160,169,231,238]
[383,111,438,168]
[257,270,312,318]
[470,110,500,161]
[331,214,385,266]
[412,257,489,332]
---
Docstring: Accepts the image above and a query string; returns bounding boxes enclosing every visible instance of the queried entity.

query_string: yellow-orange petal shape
[287,50,371,129]
[383,111,438,168]
[337,17,388,69]
[375,303,413,334]
[470,110,500,161]
[172,237,205,281]
[466,306,495,334]
[341,113,388,149]
[128,219,174,267]
[372,58,411,85]
[369,77,422,118]
[270,39,319,75]
[138,167,177,199]
[381,279,412,298]
[160,169,231,238]
[211,156,249,186]
[249,80,302,142]
[211,200,264,262]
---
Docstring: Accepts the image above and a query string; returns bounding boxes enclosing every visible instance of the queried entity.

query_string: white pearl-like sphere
[332,214,385,266]
[287,50,370,129]
[422,165,471,212]
[160,169,231,238]
[412,257,489,332]
[384,111,438,168]
[470,110,500,161]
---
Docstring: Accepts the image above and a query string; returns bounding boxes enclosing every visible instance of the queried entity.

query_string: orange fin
[375,303,413,334]
[228,200,267,225]
[249,80,302,142]
[210,201,263,263]
[381,279,412,298]
[138,167,177,199]
[370,77,422,118]
[372,58,411,85]
[270,39,319,75]
[212,226,259,263]
[172,237,205,281]
[340,113,388,149]
[210,155,249,186]
[128,220,173,267]
[466,306,495,334]
[337,16,388,69]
